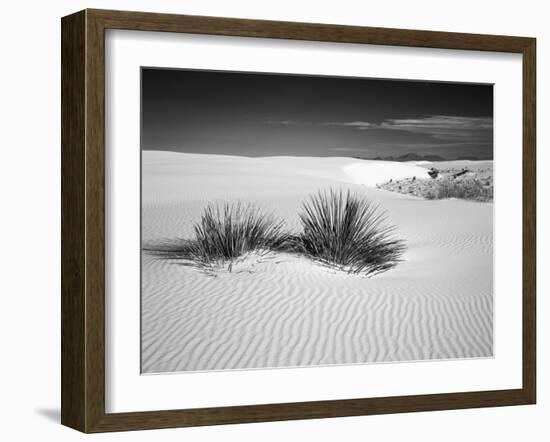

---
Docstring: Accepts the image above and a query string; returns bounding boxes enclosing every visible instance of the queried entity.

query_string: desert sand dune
[141,151,493,373]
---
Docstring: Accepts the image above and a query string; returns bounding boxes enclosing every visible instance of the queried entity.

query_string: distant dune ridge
[141,151,493,373]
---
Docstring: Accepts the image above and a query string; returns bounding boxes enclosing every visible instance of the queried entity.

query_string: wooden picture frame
[61,8,536,433]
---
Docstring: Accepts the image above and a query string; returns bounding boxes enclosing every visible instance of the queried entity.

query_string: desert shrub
[378,176,493,202]
[291,189,406,276]
[435,179,492,201]
[147,202,287,270]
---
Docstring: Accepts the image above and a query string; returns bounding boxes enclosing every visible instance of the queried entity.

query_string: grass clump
[291,189,406,276]
[153,202,287,271]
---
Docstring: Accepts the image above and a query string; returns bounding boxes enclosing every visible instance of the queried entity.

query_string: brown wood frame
[61,8,536,433]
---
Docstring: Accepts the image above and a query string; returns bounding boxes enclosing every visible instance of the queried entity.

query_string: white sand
[343,161,429,186]
[141,151,493,373]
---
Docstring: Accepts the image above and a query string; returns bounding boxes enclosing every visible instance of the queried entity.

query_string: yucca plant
[292,189,405,276]
[147,202,288,271]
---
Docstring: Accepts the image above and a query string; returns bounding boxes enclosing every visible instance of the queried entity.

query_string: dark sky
[141,68,493,160]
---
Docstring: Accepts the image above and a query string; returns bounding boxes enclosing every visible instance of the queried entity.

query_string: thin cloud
[266,115,492,145]
[318,116,492,138]
[320,121,373,129]
[268,115,492,138]
[376,116,493,140]
[266,119,372,129]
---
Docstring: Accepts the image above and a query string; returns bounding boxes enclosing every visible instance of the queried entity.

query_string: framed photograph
[61,9,536,433]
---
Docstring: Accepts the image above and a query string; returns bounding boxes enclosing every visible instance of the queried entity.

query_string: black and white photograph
[141,68,494,374]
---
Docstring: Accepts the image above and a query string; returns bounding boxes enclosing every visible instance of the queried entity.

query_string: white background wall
[0,0,546,440]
